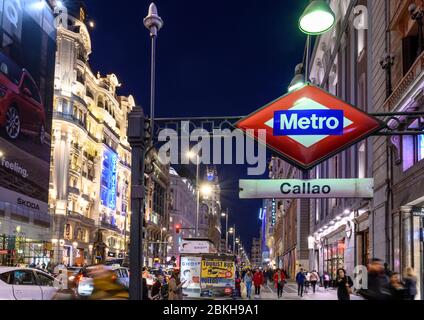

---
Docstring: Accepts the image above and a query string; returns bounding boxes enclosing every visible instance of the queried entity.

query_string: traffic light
[175,224,181,234]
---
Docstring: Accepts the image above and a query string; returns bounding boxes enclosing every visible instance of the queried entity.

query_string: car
[76,265,130,297]
[0,267,58,300]
[0,52,46,144]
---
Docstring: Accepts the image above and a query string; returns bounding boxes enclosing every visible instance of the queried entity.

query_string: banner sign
[236,84,384,170]
[200,259,235,288]
[239,179,374,199]
[180,240,212,254]
[181,256,201,298]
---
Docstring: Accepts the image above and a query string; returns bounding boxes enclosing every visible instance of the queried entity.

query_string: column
[401,206,413,271]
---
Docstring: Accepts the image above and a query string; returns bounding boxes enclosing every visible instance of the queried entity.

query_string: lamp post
[187,151,201,237]
[160,227,167,263]
[221,210,229,252]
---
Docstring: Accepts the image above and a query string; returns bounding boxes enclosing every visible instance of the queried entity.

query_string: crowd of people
[294,259,418,301]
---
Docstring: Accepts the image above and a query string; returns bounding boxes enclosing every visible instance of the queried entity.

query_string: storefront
[322,236,346,281]
[281,248,296,280]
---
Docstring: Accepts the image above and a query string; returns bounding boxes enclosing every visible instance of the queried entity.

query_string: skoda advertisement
[0,0,56,205]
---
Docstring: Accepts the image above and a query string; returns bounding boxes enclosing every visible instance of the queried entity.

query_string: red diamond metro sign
[236,84,384,170]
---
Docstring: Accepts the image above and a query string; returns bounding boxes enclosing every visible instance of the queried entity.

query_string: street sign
[239,178,374,199]
[236,84,384,170]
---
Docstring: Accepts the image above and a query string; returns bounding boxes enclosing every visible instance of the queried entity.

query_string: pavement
[240,282,364,301]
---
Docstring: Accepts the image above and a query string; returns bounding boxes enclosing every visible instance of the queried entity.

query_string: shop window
[418,134,424,162]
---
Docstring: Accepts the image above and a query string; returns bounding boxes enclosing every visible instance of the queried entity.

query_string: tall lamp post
[128,3,163,301]
[221,210,229,252]
[187,151,201,237]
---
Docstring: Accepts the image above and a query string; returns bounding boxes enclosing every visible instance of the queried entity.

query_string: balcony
[53,112,86,131]
[101,221,122,233]
[384,50,424,110]
[68,211,95,226]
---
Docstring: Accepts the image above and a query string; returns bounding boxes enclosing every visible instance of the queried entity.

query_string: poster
[200,258,235,297]
[180,256,201,298]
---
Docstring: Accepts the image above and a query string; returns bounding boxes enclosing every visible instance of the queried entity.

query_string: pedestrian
[168,270,185,300]
[304,271,310,294]
[142,277,149,300]
[357,258,391,300]
[310,270,319,293]
[296,268,306,297]
[323,272,330,290]
[336,268,353,301]
[388,273,406,300]
[384,263,393,278]
[244,270,253,299]
[273,268,286,299]
[151,275,163,300]
[235,275,241,298]
[403,267,417,301]
[253,268,264,297]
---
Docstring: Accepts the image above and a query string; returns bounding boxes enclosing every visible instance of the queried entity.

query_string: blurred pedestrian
[388,273,406,300]
[323,272,330,290]
[310,270,319,293]
[151,275,163,300]
[403,267,417,301]
[384,263,393,278]
[336,268,353,301]
[168,270,185,300]
[304,271,311,294]
[253,268,264,297]
[244,270,253,299]
[273,268,286,299]
[296,268,306,297]
[358,258,391,300]
[89,266,129,300]
[235,274,241,298]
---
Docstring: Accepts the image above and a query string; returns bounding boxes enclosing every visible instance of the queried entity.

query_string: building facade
[250,238,262,269]
[168,167,197,259]
[370,0,424,299]
[49,4,133,266]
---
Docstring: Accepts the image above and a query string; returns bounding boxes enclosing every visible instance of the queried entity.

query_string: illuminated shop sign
[271,199,276,226]
[100,149,118,210]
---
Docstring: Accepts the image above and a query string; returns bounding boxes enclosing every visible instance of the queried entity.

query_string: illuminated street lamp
[288,63,305,92]
[299,0,335,35]
[0,151,3,158]
[187,151,201,237]
[200,184,213,197]
[221,210,229,252]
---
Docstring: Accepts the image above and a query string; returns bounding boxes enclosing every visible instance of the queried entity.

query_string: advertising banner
[180,240,211,254]
[181,256,201,298]
[0,0,56,205]
[239,179,374,199]
[200,258,235,297]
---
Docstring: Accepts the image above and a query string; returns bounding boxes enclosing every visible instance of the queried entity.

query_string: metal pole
[195,154,200,237]
[225,209,229,252]
[149,35,156,143]
[305,34,311,82]
[233,225,236,255]
[128,108,146,300]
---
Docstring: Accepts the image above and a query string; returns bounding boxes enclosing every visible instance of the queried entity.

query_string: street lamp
[200,184,213,197]
[221,210,229,252]
[187,151,201,237]
[288,63,305,92]
[0,150,4,158]
[299,0,336,35]
[144,2,164,143]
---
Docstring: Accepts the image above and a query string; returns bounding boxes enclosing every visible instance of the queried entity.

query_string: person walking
[253,268,264,297]
[323,272,330,290]
[403,267,417,301]
[336,268,354,301]
[304,271,311,294]
[358,258,391,300]
[244,270,253,299]
[168,270,185,300]
[151,275,163,300]
[273,268,286,299]
[310,270,319,294]
[388,273,406,300]
[296,268,306,297]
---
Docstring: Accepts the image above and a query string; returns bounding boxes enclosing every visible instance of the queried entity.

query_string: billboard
[0,0,56,205]
[180,256,201,298]
[200,257,235,297]
[100,148,118,211]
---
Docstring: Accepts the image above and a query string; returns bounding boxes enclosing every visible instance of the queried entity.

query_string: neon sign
[100,149,118,211]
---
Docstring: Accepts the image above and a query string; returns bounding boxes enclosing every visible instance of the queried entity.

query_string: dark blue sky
[85,0,307,254]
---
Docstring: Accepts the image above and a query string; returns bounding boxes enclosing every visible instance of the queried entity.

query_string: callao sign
[236,84,384,170]
[239,179,374,199]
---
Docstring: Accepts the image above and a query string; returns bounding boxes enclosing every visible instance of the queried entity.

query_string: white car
[77,265,129,297]
[0,267,58,300]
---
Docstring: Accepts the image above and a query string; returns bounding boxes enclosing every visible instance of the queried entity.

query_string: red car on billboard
[0,52,46,144]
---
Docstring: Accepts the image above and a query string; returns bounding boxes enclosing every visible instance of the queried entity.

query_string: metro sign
[236,84,384,170]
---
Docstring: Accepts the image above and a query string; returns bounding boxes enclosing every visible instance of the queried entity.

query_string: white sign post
[239,179,374,199]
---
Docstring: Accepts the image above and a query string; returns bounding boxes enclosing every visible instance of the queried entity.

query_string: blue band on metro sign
[274,109,344,136]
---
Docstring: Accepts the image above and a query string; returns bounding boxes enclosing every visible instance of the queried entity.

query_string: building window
[418,134,424,162]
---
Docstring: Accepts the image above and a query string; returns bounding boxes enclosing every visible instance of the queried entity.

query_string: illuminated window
[418,134,424,162]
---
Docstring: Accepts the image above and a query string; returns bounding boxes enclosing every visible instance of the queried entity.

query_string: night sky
[85,0,308,254]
